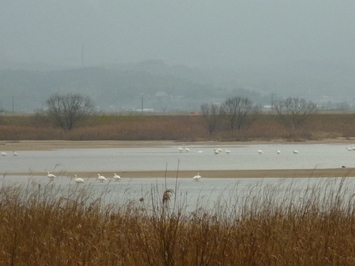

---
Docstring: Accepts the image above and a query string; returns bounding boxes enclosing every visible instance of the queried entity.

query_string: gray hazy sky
[1,0,355,68]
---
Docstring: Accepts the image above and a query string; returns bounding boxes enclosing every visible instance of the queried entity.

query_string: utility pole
[81,44,84,68]
[271,93,275,113]
[141,94,144,114]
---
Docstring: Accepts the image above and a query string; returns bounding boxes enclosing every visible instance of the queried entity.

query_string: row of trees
[201,96,317,134]
[38,93,317,133]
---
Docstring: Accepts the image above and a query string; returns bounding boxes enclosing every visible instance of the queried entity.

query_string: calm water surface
[2,175,355,212]
[1,143,354,173]
[1,143,355,211]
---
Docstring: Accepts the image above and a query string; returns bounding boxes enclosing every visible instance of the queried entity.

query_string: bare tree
[43,93,95,131]
[200,103,221,134]
[274,97,317,129]
[221,97,260,131]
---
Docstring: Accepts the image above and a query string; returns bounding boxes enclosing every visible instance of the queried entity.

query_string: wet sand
[1,138,354,151]
[1,140,355,178]
[4,168,355,179]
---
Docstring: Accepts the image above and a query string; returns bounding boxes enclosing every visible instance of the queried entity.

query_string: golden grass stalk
[0,177,355,265]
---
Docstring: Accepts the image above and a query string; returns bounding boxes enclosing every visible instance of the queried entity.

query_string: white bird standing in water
[178,147,184,153]
[113,173,121,181]
[97,174,107,182]
[13,151,18,156]
[74,175,84,184]
[193,173,201,181]
[47,171,56,180]
[258,150,263,154]
[276,150,281,154]
[293,150,299,154]
[1,152,6,156]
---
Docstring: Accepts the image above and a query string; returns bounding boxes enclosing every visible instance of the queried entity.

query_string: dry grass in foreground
[1,178,355,265]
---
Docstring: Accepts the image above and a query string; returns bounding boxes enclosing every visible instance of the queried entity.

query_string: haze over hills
[2,1,355,112]
[1,59,355,113]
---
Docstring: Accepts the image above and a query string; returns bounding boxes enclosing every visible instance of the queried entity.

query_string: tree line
[37,93,317,133]
[200,96,317,134]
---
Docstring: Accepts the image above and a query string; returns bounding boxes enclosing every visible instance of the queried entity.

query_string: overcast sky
[1,0,355,69]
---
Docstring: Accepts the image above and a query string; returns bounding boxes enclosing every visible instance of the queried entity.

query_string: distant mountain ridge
[1,60,354,112]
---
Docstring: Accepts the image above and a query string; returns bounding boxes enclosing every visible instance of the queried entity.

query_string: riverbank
[1,138,355,151]
[4,168,355,179]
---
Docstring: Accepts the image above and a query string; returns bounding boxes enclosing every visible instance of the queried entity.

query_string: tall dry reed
[1,177,355,265]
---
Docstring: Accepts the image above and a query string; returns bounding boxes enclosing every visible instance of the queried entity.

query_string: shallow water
[2,175,355,213]
[1,143,355,211]
[0,143,354,174]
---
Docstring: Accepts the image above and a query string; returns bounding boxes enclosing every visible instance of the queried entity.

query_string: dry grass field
[0,113,355,141]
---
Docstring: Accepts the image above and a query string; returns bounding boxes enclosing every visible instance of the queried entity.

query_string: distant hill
[0,66,229,112]
[0,61,269,113]
[1,60,354,112]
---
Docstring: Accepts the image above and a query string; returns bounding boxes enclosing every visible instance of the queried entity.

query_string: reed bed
[1,113,355,141]
[1,177,355,265]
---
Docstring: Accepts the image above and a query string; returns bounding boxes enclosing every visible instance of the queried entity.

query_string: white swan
[1,152,6,156]
[257,150,263,154]
[184,147,190,152]
[13,151,18,156]
[225,149,231,154]
[74,175,84,183]
[47,171,56,179]
[178,147,184,153]
[276,150,281,154]
[193,173,201,181]
[293,150,299,154]
[113,173,121,181]
[97,174,107,182]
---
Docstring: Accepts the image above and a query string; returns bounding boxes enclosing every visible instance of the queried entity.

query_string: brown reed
[1,177,355,265]
[1,113,355,141]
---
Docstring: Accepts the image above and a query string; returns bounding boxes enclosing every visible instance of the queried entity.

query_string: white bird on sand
[293,150,299,154]
[97,174,107,182]
[276,150,281,154]
[47,171,56,180]
[1,152,6,156]
[257,150,263,154]
[113,173,121,181]
[74,175,84,184]
[13,151,18,156]
[193,173,201,181]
